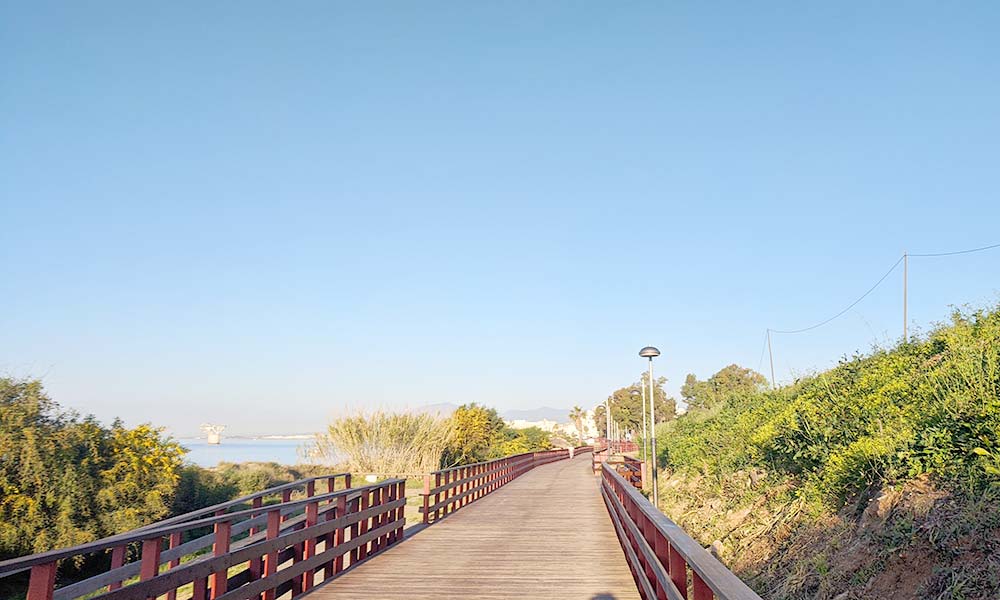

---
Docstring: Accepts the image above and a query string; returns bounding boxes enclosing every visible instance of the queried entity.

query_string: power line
[762,239,999,385]
[770,255,905,335]
[909,242,1000,258]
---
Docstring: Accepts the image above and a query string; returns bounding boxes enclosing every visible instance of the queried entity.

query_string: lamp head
[639,346,661,359]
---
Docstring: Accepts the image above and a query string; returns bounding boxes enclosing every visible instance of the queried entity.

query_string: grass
[311,410,451,475]
[651,304,1000,599]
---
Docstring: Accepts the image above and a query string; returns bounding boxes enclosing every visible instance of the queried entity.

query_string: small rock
[708,540,724,559]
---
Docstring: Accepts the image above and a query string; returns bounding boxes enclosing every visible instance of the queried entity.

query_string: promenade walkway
[308,454,641,599]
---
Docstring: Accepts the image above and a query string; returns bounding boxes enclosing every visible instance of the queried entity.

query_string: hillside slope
[656,306,1000,599]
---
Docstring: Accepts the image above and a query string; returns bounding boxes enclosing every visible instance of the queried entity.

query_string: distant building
[505,408,599,442]
[201,423,226,445]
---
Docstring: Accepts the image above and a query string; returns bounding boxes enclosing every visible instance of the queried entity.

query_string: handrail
[4,477,403,600]
[592,447,643,489]
[0,473,351,577]
[420,447,592,523]
[600,463,762,600]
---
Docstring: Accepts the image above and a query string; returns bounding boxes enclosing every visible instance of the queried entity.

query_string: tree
[0,378,185,559]
[593,375,676,437]
[568,406,586,444]
[681,364,768,411]
[496,426,553,456]
[442,403,507,466]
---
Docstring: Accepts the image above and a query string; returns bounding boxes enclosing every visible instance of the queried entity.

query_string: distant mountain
[501,406,572,423]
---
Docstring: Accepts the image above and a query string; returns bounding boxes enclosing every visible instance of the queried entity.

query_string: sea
[177,438,325,467]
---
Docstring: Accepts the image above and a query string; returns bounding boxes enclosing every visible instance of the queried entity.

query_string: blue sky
[2,2,999,436]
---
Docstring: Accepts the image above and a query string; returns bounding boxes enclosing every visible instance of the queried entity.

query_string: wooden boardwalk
[308,454,641,599]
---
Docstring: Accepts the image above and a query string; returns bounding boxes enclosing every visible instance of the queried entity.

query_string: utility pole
[605,395,612,453]
[767,329,776,389]
[903,252,908,340]
[640,385,647,465]
[639,346,661,508]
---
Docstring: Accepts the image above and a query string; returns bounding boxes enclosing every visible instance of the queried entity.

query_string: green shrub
[0,379,185,559]
[658,305,1000,508]
[312,409,451,475]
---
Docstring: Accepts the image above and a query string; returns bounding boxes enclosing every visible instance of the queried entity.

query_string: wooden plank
[307,455,641,600]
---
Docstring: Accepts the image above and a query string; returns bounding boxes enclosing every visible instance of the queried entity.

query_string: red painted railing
[600,464,762,600]
[420,447,592,523]
[593,448,644,490]
[617,455,645,490]
[596,437,639,454]
[0,474,409,600]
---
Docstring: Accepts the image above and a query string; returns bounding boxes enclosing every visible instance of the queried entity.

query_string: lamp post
[604,395,612,454]
[639,346,661,507]
[630,387,646,466]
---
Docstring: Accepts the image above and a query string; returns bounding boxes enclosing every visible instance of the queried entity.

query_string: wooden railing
[600,464,762,600]
[596,437,639,454]
[617,455,645,490]
[420,447,592,523]
[0,474,410,600]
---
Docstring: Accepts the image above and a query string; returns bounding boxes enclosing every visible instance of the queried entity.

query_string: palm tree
[568,406,586,445]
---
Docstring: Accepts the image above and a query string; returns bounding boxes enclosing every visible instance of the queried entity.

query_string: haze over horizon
[3,3,999,436]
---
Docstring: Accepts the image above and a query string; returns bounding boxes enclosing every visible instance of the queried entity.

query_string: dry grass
[311,410,451,476]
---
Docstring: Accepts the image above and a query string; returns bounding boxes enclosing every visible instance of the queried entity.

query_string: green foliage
[594,375,676,437]
[312,409,451,475]
[443,404,508,465]
[659,306,1000,508]
[172,466,238,515]
[497,426,553,456]
[0,379,185,560]
[681,364,768,411]
[443,404,552,465]
[171,461,333,517]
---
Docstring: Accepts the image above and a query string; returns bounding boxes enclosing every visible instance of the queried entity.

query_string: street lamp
[630,387,646,467]
[639,346,660,507]
[605,394,613,454]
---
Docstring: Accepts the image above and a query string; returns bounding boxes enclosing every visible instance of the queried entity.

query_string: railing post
[422,474,431,524]
[693,572,713,600]
[140,537,162,600]
[210,521,231,599]
[356,490,370,562]
[385,482,397,545]
[263,509,281,600]
[281,489,292,522]
[668,542,688,599]
[248,497,263,586]
[26,562,57,600]
[301,500,319,593]
[395,481,405,542]
[334,495,348,574]
[348,495,360,566]
[166,531,182,600]
[108,544,126,591]
[463,467,470,506]
[434,472,442,521]
[370,486,383,553]
[322,495,336,580]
